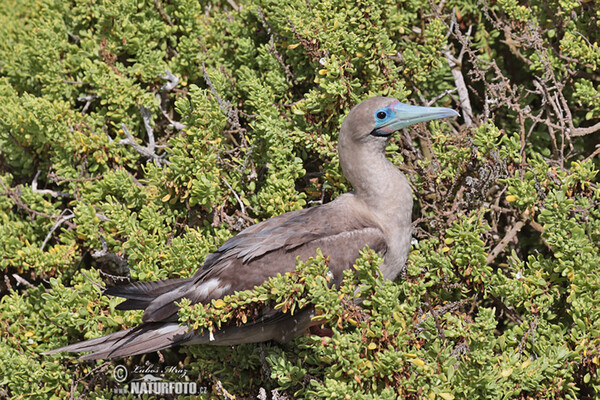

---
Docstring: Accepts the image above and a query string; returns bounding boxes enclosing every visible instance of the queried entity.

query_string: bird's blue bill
[372,100,460,136]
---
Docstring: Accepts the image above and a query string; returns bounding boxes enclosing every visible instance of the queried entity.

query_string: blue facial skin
[371,101,460,137]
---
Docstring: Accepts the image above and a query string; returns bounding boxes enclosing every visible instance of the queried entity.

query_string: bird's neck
[340,146,412,214]
[339,144,413,280]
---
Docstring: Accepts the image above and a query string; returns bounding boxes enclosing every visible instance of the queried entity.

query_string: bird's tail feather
[105,278,192,311]
[42,323,192,360]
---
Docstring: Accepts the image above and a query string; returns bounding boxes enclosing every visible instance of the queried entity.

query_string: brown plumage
[44,97,458,360]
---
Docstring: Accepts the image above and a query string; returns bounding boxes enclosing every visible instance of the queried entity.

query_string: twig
[488,293,523,324]
[258,388,268,400]
[98,269,132,285]
[159,69,179,91]
[202,62,231,114]
[42,312,70,336]
[202,62,246,137]
[158,70,186,131]
[80,269,106,292]
[486,220,525,265]
[443,12,473,127]
[425,88,458,107]
[119,107,168,166]
[222,178,246,215]
[48,172,102,185]
[153,0,174,26]
[41,210,75,251]
[140,106,156,151]
[63,79,84,85]
[77,94,99,115]
[417,299,467,334]
[0,178,76,229]
[32,170,72,199]
[256,6,297,84]
[12,274,35,289]
[69,362,112,400]
[570,121,600,137]
[517,316,538,356]
[422,291,446,342]
[452,341,470,360]
[226,0,240,11]
[268,35,297,84]
[234,209,255,225]
[583,145,600,162]
[258,343,271,378]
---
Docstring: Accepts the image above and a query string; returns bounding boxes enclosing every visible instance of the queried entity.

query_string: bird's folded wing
[98,194,387,324]
[206,193,382,266]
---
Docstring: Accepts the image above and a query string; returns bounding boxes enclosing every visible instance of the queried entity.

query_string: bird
[44,96,459,360]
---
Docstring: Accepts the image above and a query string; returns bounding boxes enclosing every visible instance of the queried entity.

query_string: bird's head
[340,96,459,148]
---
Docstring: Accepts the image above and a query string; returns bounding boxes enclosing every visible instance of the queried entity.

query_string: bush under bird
[44,96,459,360]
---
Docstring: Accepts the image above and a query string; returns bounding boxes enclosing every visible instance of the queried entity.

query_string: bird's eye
[376,111,387,120]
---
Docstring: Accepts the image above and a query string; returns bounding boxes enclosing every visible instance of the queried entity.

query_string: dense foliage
[0,0,599,398]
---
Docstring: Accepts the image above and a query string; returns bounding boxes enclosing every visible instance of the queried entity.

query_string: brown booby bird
[44,97,458,360]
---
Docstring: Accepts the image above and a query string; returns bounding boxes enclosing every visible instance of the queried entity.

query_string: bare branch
[153,0,174,26]
[0,178,76,229]
[257,6,297,84]
[159,70,179,91]
[583,145,600,162]
[426,88,458,107]
[12,274,35,289]
[202,62,246,136]
[80,269,106,291]
[157,70,186,131]
[76,94,99,115]
[486,219,525,265]
[570,121,600,137]
[202,62,231,114]
[32,170,72,199]
[41,210,75,251]
[119,107,168,166]
[443,13,474,127]
[222,177,246,215]
[517,316,538,356]
[226,0,240,12]
[213,376,236,400]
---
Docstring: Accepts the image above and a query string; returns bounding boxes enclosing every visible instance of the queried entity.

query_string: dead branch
[488,293,523,324]
[0,178,76,229]
[226,0,240,11]
[222,177,246,215]
[213,376,236,400]
[76,94,99,115]
[570,121,600,137]
[416,298,468,336]
[517,316,538,356]
[486,219,525,265]
[41,210,76,251]
[12,273,35,289]
[153,0,174,27]
[157,70,186,131]
[32,170,71,199]
[80,269,106,291]
[443,12,474,127]
[159,69,179,92]
[256,6,297,84]
[119,106,168,166]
